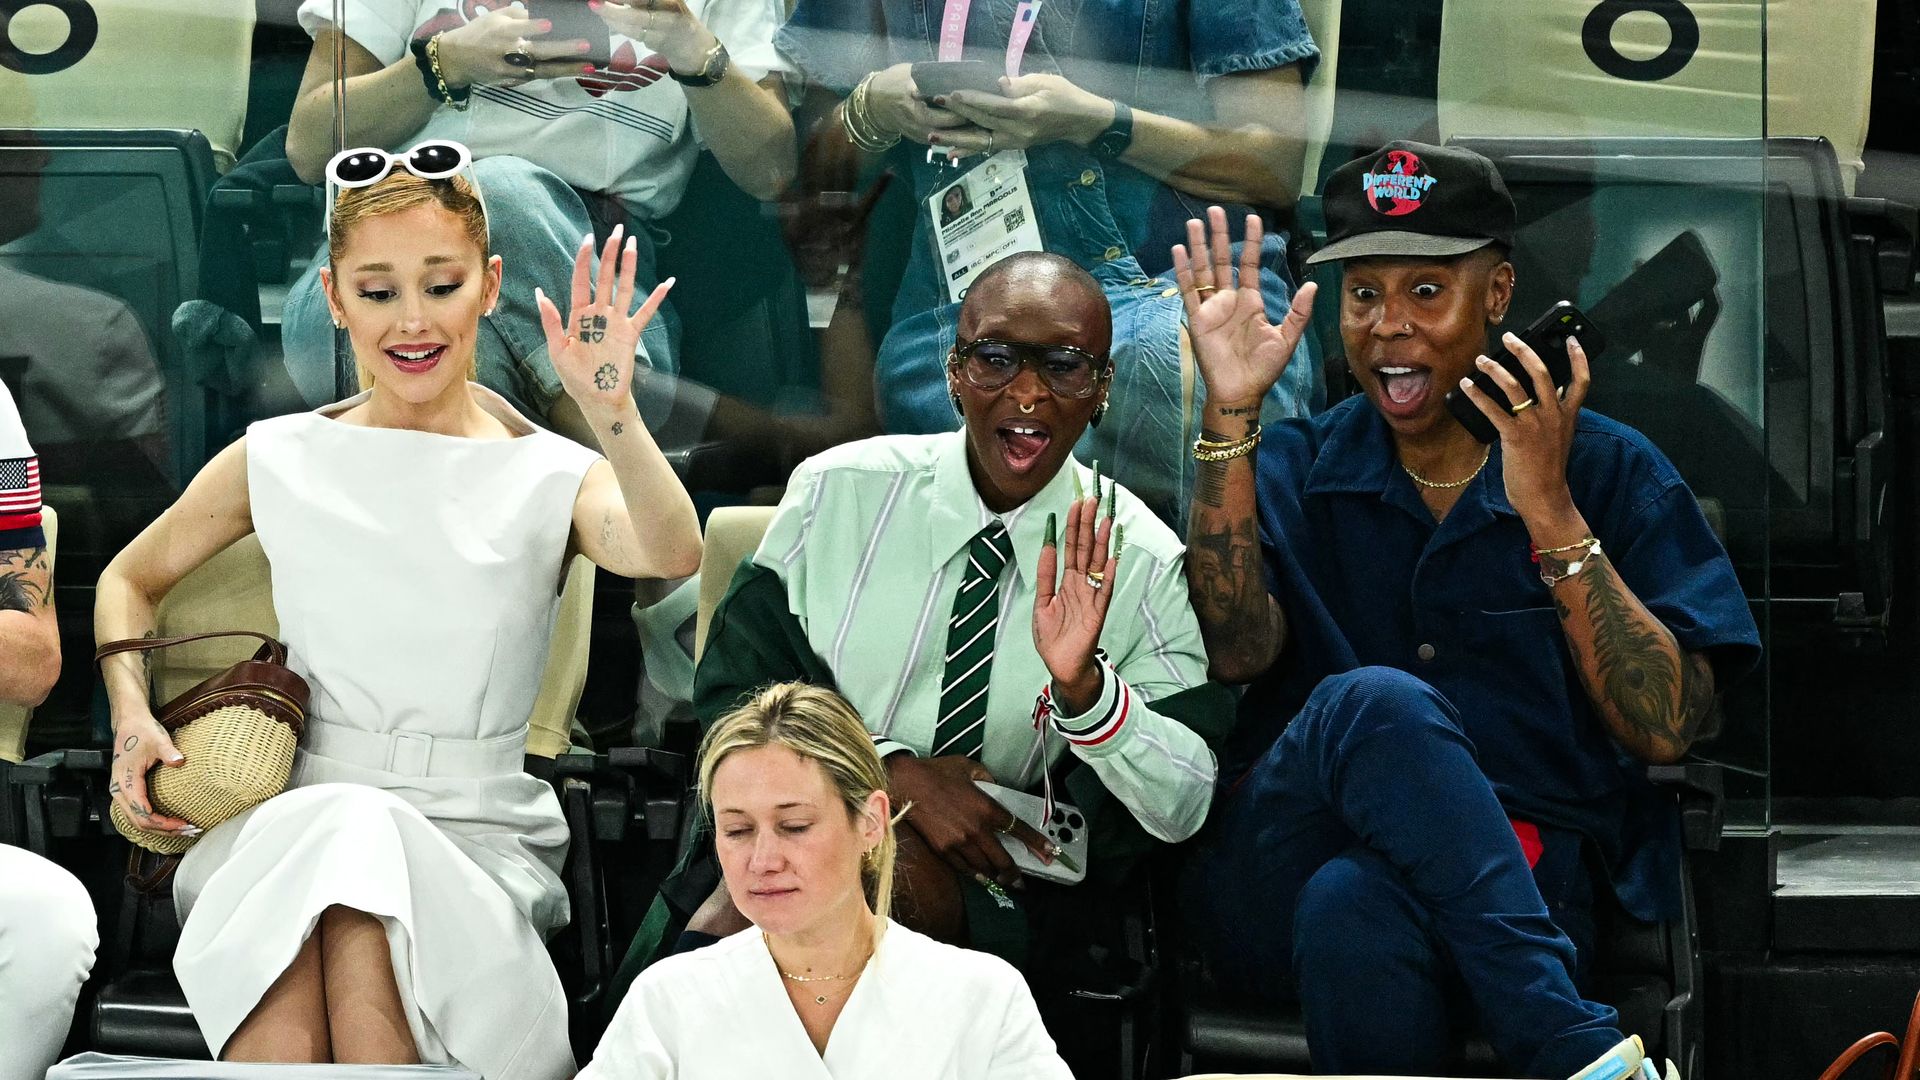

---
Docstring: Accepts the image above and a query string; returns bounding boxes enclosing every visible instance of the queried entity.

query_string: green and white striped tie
[934,522,1011,759]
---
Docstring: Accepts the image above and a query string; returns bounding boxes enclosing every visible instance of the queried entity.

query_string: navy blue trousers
[1182,667,1624,1078]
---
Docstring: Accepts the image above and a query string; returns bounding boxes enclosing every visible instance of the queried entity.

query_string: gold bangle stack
[842,74,901,153]
[427,34,469,112]
[1193,424,1261,463]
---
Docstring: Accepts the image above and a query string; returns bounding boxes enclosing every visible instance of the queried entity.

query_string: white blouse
[579,922,1075,1079]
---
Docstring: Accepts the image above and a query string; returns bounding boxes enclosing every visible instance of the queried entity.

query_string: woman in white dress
[93,146,702,1075]
[579,682,1073,1079]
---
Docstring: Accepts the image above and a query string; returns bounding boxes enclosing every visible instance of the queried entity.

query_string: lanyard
[938,0,1045,77]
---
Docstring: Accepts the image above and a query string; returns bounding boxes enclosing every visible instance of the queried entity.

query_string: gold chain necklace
[1400,447,1492,490]
[775,948,872,1006]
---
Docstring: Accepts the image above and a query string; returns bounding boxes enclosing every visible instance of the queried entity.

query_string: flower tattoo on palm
[594,363,620,392]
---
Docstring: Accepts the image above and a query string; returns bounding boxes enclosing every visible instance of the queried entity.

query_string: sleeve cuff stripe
[1060,678,1131,747]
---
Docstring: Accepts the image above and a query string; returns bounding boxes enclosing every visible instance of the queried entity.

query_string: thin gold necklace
[775,948,872,1005]
[1400,447,1491,490]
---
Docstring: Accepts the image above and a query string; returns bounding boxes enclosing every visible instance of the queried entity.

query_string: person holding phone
[1170,142,1760,1077]
[281,0,793,438]
[628,254,1230,1059]
[774,0,1322,527]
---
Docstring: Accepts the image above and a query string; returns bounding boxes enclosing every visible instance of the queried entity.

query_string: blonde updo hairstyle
[326,170,490,392]
[696,683,900,929]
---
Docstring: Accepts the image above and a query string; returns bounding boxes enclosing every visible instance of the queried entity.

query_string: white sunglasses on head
[324,140,489,246]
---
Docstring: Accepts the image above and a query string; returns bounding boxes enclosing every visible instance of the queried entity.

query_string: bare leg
[224,924,329,1062]
[319,904,417,1064]
[889,823,966,945]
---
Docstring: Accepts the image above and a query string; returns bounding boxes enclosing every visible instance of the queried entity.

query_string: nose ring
[1018,402,1036,414]
[1402,322,1414,333]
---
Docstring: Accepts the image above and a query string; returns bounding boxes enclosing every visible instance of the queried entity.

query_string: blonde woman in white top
[93,148,701,1075]
[581,683,1074,1079]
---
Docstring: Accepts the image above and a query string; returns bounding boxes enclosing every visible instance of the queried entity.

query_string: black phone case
[1444,302,1608,443]
[911,60,1003,100]
[527,0,612,64]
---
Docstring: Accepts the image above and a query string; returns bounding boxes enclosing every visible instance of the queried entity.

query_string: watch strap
[1091,99,1134,160]
[669,40,730,87]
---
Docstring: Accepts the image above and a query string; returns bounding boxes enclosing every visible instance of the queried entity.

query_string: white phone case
[974,780,1090,885]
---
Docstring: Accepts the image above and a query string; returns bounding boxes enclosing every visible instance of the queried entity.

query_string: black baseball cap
[1305,141,1516,265]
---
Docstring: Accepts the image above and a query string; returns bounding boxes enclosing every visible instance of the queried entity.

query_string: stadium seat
[1448,135,1897,640]
[1436,0,1875,191]
[692,505,778,662]
[3,537,669,1061]
[2,0,254,172]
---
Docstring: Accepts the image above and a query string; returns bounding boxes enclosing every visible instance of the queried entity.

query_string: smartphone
[974,781,1088,885]
[911,60,1004,101]
[524,0,613,65]
[1445,301,1608,443]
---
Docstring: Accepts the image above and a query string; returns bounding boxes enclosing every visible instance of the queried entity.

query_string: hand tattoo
[593,363,620,392]
[123,734,138,752]
[579,314,609,344]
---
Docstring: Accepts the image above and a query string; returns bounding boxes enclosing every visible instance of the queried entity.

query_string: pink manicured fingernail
[587,0,601,9]
[540,19,554,30]
[583,64,596,73]
[578,40,591,52]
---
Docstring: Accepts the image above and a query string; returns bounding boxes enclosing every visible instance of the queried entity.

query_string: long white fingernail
[181,827,203,837]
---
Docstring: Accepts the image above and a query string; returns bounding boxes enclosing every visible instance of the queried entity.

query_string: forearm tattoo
[610,421,625,437]
[0,546,48,613]
[579,314,608,344]
[1187,517,1273,674]
[1559,555,1717,755]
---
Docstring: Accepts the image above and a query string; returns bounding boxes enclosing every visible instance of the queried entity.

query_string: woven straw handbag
[95,631,310,854]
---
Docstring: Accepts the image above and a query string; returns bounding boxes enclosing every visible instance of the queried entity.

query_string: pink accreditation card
[1007,1,1042,76]
[938,0,1043,72]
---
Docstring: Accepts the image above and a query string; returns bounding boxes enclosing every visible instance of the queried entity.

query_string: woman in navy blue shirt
[774,0,1323,524]
[1172,143,1760,1078]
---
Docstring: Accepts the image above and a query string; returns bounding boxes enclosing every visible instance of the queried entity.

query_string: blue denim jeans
[1182,667,1624,1078]
[282,156,678,422]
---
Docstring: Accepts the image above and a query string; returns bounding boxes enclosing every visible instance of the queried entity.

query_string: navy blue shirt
[1237,397,1761,920]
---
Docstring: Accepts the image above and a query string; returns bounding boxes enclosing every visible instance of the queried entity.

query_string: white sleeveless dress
[172,386,599,1078]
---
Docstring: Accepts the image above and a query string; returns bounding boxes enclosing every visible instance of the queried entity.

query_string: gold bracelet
[1532,535,1599,557]
[844,75,900,152]
[1194,422,1261,452]
[1193,431,1260,462]
[427,34,469,112]
[1538,539,1604,588]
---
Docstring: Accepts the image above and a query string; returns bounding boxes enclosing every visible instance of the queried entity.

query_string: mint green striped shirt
[753,432,1217,842]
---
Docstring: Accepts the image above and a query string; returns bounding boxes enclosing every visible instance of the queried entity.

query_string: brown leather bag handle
[96,631,288,667]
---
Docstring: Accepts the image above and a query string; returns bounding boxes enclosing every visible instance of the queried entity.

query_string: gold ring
[997,812,1017,835]
[1085,570,1105,589]
[1193,285,1218,294]
[1510,399,1537,415]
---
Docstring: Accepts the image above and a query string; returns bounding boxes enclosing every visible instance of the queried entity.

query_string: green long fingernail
[1044,512,1057,548]
[1104,476,1117,520]
[1114,523,1126,560]
[1091,459,1102,505]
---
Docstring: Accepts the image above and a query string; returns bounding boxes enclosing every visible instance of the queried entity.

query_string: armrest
[1647,761,1724,852]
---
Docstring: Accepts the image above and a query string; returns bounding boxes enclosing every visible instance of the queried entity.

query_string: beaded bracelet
[1538,538,1604,588]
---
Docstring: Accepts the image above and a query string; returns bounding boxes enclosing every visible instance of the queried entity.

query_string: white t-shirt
[580,922,1075,1079]
[297,0,785,216]
[0,377,43,544]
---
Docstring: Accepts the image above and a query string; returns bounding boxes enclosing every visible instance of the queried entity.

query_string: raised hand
[535,225,673,417]
[1032,492,1119,717]
[1173,206,1317,408]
